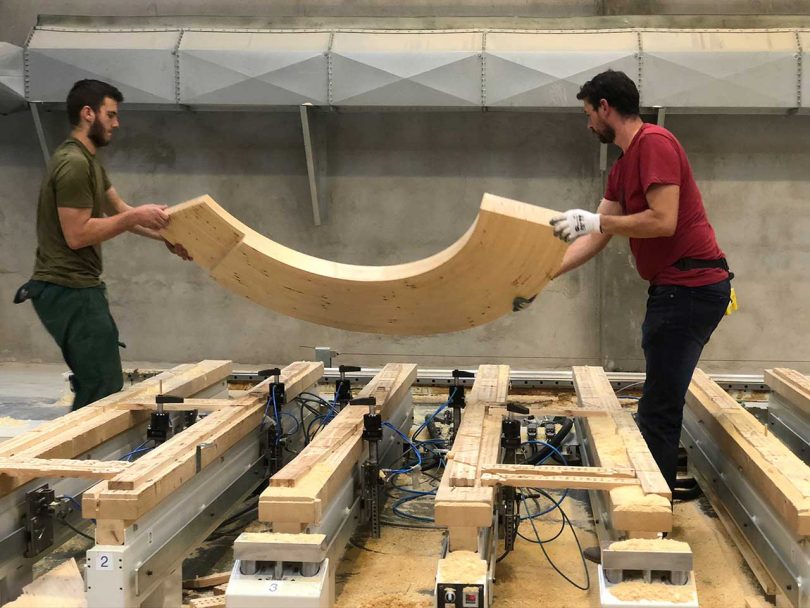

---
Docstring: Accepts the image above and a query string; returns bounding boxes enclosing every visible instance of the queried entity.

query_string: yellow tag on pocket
[726,287,738,316]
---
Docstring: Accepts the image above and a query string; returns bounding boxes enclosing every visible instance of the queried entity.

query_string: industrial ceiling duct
[639,30,799,111]
[0,43,26,115]
[484,30,639,108]
[178,30,330,107]
[329,31,483,107]
[26,28,181,104]
[20,25,805,113]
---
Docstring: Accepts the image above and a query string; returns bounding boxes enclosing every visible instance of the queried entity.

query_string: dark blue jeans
[637,279,731,491]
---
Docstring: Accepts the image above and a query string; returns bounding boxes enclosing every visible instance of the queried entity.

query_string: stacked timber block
[687,369,810,537]
[0,360,234,499]
[435,365,674,550]
[81,361,324,544]
[259,363,418,532]
[574,367,673,535]
[434,365,510,552]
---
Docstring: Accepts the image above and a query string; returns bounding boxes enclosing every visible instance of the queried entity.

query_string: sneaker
[583,546,601,564]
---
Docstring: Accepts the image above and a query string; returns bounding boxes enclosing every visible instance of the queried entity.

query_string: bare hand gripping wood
[160,193,566,335]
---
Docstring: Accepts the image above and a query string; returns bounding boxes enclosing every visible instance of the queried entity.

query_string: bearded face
[583,101,615,144]
[88,115,111,147]
[86,97,119,147]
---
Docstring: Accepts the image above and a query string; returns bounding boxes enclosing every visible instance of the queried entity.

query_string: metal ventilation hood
[24,27,810,112]
[0,43,26,114]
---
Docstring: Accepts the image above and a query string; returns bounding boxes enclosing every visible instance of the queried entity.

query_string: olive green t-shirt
[32,138,112,288]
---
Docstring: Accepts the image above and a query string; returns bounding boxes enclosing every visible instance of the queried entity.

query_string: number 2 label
[96,554,113,570]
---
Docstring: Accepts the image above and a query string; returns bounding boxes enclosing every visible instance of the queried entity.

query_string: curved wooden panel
[161,193,566,335]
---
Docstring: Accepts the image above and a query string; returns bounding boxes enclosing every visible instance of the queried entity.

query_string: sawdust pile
[0,416,26,427]
[437,550,487,583]
[610,538,691,552]
[334,526,443,608]
[610,581,694,603]
[612,486,672,511]
[356,595,431,608]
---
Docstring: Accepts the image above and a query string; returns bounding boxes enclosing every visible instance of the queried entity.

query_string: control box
[437,583,484,608]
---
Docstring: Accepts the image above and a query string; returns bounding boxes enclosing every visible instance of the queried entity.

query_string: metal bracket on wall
[29,103,50,166]
[300,103,328,226]
[655,106,667,128]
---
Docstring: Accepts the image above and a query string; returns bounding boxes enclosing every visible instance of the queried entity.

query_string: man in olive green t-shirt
[16,79,191,410]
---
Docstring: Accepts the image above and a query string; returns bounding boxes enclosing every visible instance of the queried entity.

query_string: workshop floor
[0,364,769,608]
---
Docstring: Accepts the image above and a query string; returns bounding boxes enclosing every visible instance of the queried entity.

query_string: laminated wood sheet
[160,194,566,335]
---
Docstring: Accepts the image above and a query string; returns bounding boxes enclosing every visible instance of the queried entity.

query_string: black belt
[673,257,734,280]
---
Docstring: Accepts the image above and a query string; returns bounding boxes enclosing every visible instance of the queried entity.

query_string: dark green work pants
[29,280,123,410]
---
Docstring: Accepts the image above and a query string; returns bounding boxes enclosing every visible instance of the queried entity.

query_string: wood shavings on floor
[609,580,694,603]
[609,538,691,552]
[334,526,443,608]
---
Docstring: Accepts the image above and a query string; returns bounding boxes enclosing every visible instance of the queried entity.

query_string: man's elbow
[64,233,86,250]
[654,217,677,238]
[660,224,677,238]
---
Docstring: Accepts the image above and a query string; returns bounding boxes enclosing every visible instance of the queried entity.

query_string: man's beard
[88,118,110,147]
[594,124,615,144]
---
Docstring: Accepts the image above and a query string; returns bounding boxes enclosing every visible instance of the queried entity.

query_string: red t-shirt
[604,123,728,286]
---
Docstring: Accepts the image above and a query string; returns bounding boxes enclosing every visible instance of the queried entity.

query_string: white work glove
[550,209,601,243]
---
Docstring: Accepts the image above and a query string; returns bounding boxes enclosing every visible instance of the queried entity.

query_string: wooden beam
[183,571,230,590]
[468,364,511,404]
[258,364,417,526]
[189,597,226,608]
[233,532,327,562]
[687,369,810,536]
[160,194,566,335]
[572,365,621,412]
[3,558,85,608]
[481,464,636,477]
[83,362,323,523]
[480,473,639,491]
[0,457,130,479]
[435,365,509,550]
[765,368,810,417]
[573,367,672,534]
[0,361,232,498]
[114,398,236,412]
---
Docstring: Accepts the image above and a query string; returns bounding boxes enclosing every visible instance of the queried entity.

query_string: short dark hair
[66,79,124,126]
[576,70,639,117]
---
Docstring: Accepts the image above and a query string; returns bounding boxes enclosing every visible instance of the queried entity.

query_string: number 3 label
[96,554,113,570]
[268,582,279,593]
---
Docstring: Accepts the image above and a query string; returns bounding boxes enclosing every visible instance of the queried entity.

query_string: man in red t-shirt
[550,70,731,496]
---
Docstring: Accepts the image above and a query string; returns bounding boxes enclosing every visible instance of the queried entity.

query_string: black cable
[348,537,387,554]
[520,491,590,591]
[523,417,574,466]
[673,485,703,501]
[379,519,436,530]
[56,517,95,542]
[516,493,567,544]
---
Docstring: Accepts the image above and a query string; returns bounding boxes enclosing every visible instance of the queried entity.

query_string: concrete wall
[2,1,809,373]
[2,106,809,374]
[3,1,810,46]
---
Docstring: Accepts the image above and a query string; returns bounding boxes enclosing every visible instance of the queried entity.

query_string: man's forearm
[553,232,611,278]
[600,209,675,238]
[65,211,136,249]
[129,224,163,241]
